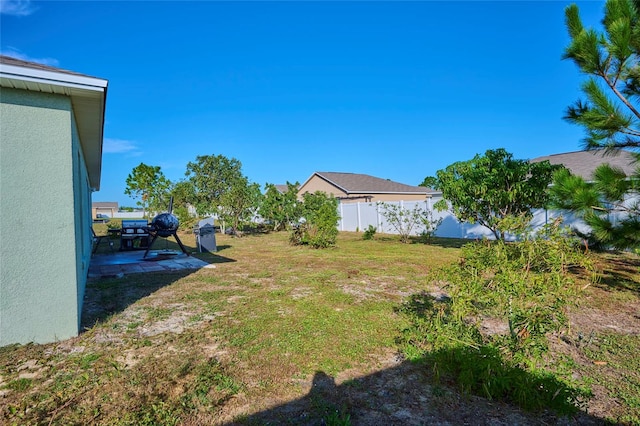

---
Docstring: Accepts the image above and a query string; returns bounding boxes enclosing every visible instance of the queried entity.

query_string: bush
[397,220,597,413]
[362,225,377,240]
[290,192,340,249]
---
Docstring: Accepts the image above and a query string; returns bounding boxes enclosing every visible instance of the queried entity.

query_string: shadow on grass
[227,291,602,425]
[223,356,602,426]
[408,236,470,249]
[84,249,236,330]
[81,271,196,331]
[190,250,236,264]
[595,253,640,295]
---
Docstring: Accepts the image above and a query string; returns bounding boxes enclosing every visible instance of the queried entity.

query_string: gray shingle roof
[530,150,637,180]
[314,172,429,194]
[0,55,96,78]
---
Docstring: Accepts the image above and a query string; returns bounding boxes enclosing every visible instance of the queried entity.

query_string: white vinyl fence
[337,199,500,239]
[338,200,438,235]
[337,197,598,240]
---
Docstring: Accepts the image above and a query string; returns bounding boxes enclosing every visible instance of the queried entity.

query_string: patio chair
[92,227,114,254]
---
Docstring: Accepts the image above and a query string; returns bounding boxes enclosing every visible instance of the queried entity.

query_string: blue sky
[1,0,605,206]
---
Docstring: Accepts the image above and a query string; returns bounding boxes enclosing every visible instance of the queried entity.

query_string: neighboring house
[530,149,637,180]
[274,184,290,194]
[336,151,637,239]
[92,201,118,218]
[298,172,431,203]
[0,56,108,346]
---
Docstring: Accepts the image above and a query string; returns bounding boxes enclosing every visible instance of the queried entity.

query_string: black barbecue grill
[143,197,189,258]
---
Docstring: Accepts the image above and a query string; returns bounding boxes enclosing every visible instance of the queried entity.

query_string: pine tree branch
[600,70,640,119]
[603,54,618,85]
[604,202,639,214]
[611,51,636,86]
[619,126,640,137]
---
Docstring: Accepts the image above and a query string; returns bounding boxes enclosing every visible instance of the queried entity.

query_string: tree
[557,0,640,250]
[218,176,263,236]
[171,180,197,226]
[184,154,243,216]
[550,159,640,250]
[419,176,438,189]
[563,0,640,151]
[124,163,171,218]
[428,149,560,240]
[259,182,301,231]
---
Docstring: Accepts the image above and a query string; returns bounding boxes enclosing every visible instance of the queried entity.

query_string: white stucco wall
[1,88,85,345]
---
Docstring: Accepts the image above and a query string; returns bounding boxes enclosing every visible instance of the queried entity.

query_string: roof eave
[348,191,430,195]
[0,64,108,190]
[0,63,108,90]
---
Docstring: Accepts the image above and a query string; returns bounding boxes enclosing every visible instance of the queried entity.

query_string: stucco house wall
[0,56,107,346]
[298,175,349,199]
[0,90,84,343]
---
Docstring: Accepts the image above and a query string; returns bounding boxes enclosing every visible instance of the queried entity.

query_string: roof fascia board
[352,191,429,195]
[0,64,108,91]
[299,172,349,194]
[314,173,349,193]
[298,174,317,192]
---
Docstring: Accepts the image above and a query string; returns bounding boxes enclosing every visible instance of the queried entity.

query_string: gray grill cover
[195,217,217,253]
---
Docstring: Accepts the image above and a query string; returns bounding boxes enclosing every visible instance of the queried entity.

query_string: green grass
[143,306,173,321]
[5,378,32,391]
[579,333,640,424]
[0,231,637,425]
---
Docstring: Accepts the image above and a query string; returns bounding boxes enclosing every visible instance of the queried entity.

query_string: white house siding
[0,88,83,345]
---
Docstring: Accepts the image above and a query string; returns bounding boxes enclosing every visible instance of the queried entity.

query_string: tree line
[124,155,340,247]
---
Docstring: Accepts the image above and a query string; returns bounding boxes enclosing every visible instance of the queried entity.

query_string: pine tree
[550,164,640,250]
[555,0,640,251]
[564,0,640,151]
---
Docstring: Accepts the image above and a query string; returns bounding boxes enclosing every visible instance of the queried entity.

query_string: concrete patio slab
[89,250,210,279]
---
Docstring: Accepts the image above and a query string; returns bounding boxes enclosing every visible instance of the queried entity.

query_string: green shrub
[362,225,377,240]
[290,192,340,249]
[397,220,597,413]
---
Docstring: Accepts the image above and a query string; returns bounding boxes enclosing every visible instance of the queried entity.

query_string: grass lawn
[0,231,638,425]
